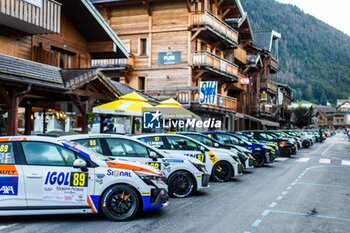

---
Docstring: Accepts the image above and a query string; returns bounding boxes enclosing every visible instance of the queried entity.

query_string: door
[20,141,94,208]
[104,138,163,170]
[0,141,26,207]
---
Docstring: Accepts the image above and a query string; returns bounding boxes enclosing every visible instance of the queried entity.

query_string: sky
[276,0,350,36]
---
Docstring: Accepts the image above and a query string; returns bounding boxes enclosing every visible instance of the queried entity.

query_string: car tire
[211,161,233,182]
[252,153,265,167]
[302,140,310,148]
[101,184,140,221]
[284,147,292,157]
[168,170,194,198]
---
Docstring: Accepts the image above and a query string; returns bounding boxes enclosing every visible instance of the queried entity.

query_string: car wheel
[252,153,265,167]
[284,147,292,157]
[168,171,194,198]
[302,141,310,148]
[212,161,233,182]
[101,184,140,221]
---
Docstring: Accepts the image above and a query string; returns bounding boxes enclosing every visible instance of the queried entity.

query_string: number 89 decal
[70,172,88,187]
[148,162,161,170]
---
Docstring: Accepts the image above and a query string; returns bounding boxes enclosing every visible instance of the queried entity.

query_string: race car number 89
[0,144,9,153]
[70,172,88,187]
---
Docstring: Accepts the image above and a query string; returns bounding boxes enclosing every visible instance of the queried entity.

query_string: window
[106,139,149,158]
[22,142,76,166]
[51,46,76,69]
[0,143,15,164]
[140,38,148,56]
[74,139,103,154]
[138,76,145,90]
[165,136,199,151]
[139,136,165,149]
[216,134,238,145]
[188,134,214,147]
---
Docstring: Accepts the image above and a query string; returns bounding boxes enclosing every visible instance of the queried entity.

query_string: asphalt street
[1,134,350,233]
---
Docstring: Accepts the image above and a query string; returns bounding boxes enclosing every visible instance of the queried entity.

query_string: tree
[292,106,314,128]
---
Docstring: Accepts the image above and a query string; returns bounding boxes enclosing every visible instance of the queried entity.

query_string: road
[1,134,350,233]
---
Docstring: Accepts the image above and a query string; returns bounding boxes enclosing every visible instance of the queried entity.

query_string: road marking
[296,157,310,163]
[0,224,18,231]
[269,210,350,223]
[275,158,289,162]
[276,196,283,200]
[319,158,331,164]
[291,182,296,186]
[321,143,334,156]
[252,219,262,227]
[269,202,277,208]
[262,210,270,216]
[286,186,292,190]
[296,182,350,189]
[243,231,252,233]
[281,191,288,195]
[294,179,299,182]
[342,160,350,166]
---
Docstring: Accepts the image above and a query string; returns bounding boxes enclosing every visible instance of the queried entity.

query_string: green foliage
[292,107,314,128]
[242,0,350,105]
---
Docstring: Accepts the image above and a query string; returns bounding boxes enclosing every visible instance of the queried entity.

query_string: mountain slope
[242,0,350,105]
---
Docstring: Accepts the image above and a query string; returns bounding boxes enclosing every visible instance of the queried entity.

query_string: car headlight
[190,162,207,173]
[135,171,166,186]
[279,141,286,147]
[230,155,240,163]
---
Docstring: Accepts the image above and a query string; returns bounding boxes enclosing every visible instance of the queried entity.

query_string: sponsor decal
[42,171,88,203]
[184,153,206,163]
[106,169,132,177]
[106,162,158,174]
[0,165,19,196]
[162,159,184,163]
[147,162,161,170]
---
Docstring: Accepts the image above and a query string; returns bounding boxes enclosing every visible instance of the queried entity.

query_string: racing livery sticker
[0,165,19,196]
[147,162,161,170]
[43,171,88,203]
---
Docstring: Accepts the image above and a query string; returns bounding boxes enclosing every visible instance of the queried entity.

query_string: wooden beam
[192,71,204,82]
[0,85,11,107]
[88,41,116,54]
[217,0,224,8]
[191,29,203,41]
[221,8,231,20]
[142,0,152,16]
[70,89,112,101]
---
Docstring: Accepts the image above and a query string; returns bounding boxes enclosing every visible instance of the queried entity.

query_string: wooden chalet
[0,0,128,135]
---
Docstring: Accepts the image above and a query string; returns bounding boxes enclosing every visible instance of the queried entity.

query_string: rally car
[61,134,210,198]
[133,134,243,182]
[0,136,168,221]
[178,132,254,170]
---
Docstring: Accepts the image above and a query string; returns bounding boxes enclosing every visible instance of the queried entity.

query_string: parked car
[133,134,243,182]
[61,134,210,198]
[201,132,275,167]
[0,136,168,221]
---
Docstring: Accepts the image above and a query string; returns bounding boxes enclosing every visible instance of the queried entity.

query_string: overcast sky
[276,0,350,36]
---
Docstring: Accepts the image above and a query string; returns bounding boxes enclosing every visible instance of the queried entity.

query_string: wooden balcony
[192,51,238,81]
[260,104,273,116]
[234,46,247,64]
[191,11,238,46]
[177,90,237,113]
[0,0,61,34]
[91,56,135,70]
[267,80,278,93]
[270,57,279,73]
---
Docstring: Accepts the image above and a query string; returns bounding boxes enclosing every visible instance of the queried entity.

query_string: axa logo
[45,172,70,186]
[143,110,161,129]
[0,185,15,195]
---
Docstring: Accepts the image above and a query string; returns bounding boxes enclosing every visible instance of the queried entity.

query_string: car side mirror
[214,142,220,148]
[73,159,88,172]
[200,146,206,152]
[149,151,158,160]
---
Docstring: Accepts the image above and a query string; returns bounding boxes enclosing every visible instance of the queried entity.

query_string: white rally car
[133,134,243,182]
[0,136,168,221]
[61,134,210,198]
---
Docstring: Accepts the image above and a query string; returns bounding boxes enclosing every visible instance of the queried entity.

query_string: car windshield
[59,139,109,161]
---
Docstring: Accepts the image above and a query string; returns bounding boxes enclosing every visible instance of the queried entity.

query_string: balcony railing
[260,104,273,114]
[191,10,238,45]
[0,0,61,34]
[178,90,237,112]
[234,46,247,64]
[91,56,135,69]
[270,57,279,72]
[192,51,238,79]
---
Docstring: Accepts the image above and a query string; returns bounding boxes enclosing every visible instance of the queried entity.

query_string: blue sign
[158,51,181,65]
[143,110,162,129]
[0,176,18,196]
[199,81,218,105]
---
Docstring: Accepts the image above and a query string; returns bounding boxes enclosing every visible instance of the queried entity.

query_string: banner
[199,81,218,105]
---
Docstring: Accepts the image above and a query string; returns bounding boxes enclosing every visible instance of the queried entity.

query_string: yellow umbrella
[93,92,153,116]
[153,98,199,119]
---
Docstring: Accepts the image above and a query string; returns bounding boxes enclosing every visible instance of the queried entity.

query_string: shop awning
[92,91,153,116]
